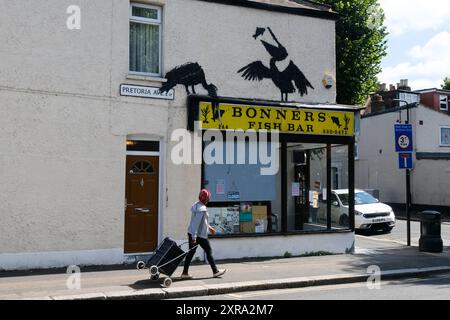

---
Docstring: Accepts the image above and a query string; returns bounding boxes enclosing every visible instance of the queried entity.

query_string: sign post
[394,124,413,246]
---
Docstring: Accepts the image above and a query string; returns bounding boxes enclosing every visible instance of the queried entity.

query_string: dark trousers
[183,233,218,274]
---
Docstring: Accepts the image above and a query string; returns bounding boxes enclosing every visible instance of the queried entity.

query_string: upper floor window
[440,95,448,111]
[441,127,450,147]
[399,92,419,105]
[129,3,162,76]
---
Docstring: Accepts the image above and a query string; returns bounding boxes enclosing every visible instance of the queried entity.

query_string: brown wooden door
[124,156,159,253]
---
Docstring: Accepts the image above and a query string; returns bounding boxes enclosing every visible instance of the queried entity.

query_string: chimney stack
[370,93,386,113]
[390,84,396,91]
[398,79,411,91]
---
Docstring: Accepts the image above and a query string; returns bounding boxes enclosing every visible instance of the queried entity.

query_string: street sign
[398,152,413,169]
[395,124,413,152]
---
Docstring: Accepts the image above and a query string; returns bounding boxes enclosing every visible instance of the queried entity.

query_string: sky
[378,0,450,91]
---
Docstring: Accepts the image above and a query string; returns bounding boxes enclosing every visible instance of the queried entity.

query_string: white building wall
[356,111,409,203]
[210,232,354,261]
[412,106,450,206]
[356,105,450,206]
[0,0,340,270]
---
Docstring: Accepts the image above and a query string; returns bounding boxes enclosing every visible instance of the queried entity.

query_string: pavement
[0,220,449,300]
[1,240,450,300]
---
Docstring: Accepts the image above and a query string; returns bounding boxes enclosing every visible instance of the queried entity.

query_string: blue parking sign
[395,124,413,152]
[398,153,413,169]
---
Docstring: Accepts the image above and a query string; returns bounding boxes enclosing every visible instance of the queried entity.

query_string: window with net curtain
[441,127,450,146]
[129,4,161,76]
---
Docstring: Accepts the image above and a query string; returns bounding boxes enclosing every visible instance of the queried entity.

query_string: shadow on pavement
[338,245,450,289]
[0,264,136,279]
[129,276,214,290]
[356,229,393,237]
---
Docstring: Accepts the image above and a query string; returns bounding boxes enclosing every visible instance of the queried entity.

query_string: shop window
[441,127,450,146]
[301,145,349,231]
[129,3,162,76]
[331,167,339,189]
[287,144,338,232]
[200,111,360,238]
[440,96,448,111]
[204,140,353,235]
[204,138,280,235]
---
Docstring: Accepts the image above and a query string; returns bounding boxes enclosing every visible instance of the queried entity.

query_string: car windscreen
[339,192,379,206]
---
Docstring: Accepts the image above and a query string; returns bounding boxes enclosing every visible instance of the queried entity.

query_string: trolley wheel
[150,274,160,281]
[163,277,172,288]
[136,261,146,271]
[149,265,159,276]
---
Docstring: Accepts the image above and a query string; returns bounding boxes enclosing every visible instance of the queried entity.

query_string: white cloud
[379,0,450,36]
[379,32,450,90]
[409,32,450,59]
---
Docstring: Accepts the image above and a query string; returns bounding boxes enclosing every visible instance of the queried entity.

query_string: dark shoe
[213,269,227,278]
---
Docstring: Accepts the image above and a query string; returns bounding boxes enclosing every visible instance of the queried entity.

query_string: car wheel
[383,226,394,233]
[339,215,349,227]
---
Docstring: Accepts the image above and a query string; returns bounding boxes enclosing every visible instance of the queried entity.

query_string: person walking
[181,189,227,279]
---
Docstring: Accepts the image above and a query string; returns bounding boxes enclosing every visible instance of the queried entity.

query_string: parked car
[318,189,396,232]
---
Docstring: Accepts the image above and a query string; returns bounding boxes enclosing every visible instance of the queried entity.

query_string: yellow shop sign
[198,102,354,136]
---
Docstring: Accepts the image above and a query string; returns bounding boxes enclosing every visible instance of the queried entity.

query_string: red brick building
[415,88,450,116]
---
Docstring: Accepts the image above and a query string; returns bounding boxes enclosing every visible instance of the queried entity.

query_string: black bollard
[419,211,443,253]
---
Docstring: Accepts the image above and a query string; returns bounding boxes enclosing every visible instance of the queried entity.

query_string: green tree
[442,77,450,90]
[314,0,388,105]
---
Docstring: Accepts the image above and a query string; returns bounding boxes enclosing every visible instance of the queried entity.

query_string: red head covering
[199,189,211,205]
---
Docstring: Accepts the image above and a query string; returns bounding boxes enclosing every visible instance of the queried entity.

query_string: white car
[318,189,396,232]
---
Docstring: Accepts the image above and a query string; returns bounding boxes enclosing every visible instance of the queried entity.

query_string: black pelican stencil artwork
[331,116,342,128]
[238,27,314,102]
[159,62,218,97]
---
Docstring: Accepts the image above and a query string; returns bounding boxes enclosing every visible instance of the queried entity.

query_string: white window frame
[129,3,162,77]
[440,126,450,147]
[440,95,448,111]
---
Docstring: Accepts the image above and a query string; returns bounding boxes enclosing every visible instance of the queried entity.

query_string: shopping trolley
[136,237,198,288]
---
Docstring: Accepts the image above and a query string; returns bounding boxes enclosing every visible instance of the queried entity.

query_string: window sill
[126,74,167,83]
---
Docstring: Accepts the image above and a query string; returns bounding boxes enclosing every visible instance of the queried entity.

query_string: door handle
[135,208,150,213]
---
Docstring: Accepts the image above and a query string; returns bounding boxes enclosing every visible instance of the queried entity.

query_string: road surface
[177,273,450,300]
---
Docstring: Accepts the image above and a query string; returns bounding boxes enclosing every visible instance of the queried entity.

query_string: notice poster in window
[208,208,223,234]
[208,207,237,234]
[253,206,268,233]
[240,203,253,222]
[314,180,321,190]
[292,183,300,197]
[227,205,240,233]
[216,179,225,195]
[227,191,240,200]
[228,206,240,226]
[309,191,319,209]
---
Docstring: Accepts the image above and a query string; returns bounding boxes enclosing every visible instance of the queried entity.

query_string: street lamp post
[393,99,414,247]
